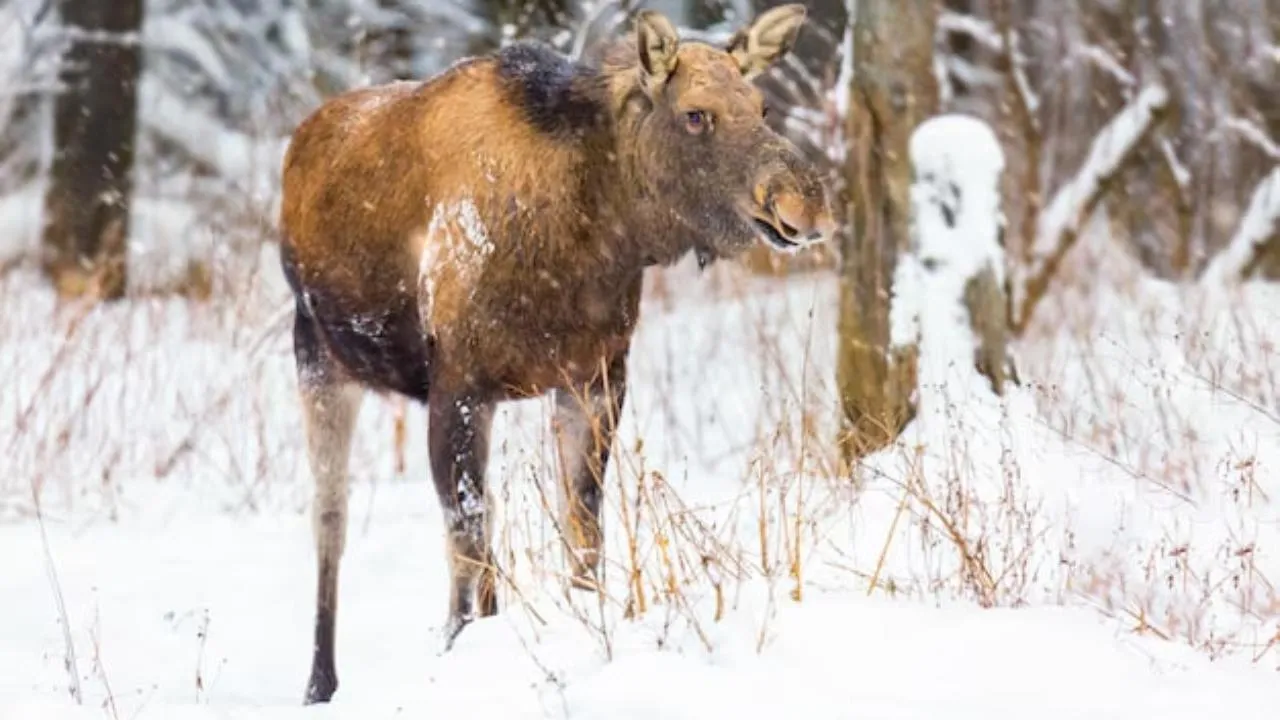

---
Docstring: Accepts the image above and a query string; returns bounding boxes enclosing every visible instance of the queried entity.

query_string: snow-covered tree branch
[1013,84,1171,333]
[1200,168,1280,284]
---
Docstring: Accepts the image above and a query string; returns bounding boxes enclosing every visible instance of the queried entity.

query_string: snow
[908,114,1006,279]
[5,500,1280,720]
[891,114,1005,351]
[417,197,495,318]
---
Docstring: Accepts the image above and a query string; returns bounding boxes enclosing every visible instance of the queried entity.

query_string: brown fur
[281,4,833,704]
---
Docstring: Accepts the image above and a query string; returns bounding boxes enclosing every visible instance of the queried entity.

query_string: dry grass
[2,205,1278,679]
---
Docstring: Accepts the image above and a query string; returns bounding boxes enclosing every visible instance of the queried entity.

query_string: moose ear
[726,3,807,80]
[635,10,680,94]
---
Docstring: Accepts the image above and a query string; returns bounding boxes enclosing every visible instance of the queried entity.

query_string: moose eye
[761,104,770,119]
[684,110,710,134]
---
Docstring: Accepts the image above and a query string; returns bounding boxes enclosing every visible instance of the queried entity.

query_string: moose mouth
[751,216,801,251]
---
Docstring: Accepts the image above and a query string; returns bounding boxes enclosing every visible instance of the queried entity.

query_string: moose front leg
[552,356,627,591]
[428,388,497,651]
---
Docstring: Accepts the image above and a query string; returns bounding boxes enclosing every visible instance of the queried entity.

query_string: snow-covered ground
[3,226,1279,717]
[4,488,1279,720]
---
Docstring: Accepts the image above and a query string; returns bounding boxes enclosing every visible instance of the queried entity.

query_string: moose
[278,3,835,704]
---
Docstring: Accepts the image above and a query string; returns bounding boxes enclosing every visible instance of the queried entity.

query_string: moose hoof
[303,669,337,705]
[438,613,474,655]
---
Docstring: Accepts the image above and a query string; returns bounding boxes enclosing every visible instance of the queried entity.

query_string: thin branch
[1005,26,1039,122]
[1075,43,1135,88]
[1223,116,1280,161]
[1158,138,1191,193]
[32,490,83,705]
[937,11,1002,52]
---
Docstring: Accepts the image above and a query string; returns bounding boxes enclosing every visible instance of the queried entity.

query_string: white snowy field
[3,224,1280,719]
[3,492,1278,720]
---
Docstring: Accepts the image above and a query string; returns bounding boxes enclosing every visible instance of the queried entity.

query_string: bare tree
[835,0,938,463]
[40,0,144,300]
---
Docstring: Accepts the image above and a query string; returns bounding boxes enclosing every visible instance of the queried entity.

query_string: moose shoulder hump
[495,41,605,140]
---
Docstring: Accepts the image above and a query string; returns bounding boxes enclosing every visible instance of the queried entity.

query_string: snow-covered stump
[893,114,1016,405]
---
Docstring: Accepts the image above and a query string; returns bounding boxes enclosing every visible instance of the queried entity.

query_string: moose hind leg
[296,312,364,705]
[428,389,496,651]
[553,357,627,591]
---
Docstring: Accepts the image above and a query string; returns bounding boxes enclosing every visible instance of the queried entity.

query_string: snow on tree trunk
[1199,167,1280,284]
[40,0,144,301]
[894,114,1016,404]
[835,0,937,464]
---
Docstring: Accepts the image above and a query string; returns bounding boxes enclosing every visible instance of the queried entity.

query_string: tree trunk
[41,0,143,301]
[835,0,937,464]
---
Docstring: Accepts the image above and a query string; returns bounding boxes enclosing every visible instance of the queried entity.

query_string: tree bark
[835,0,937,464]
[964,265,1017,395]
[41,0,144,301]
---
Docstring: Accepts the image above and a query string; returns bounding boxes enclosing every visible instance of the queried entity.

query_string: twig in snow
[194,609,212,702]
[1014,84,1170,334]
[32,488,82,705]
[88,605,120,720]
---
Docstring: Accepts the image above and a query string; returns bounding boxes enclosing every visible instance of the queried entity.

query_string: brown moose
[278,3,834,704]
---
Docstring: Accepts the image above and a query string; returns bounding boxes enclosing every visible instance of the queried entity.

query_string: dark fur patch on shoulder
[496,41,603,139]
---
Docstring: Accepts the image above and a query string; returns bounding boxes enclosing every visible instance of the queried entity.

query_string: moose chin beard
[668,207,758,272]
[694,242,717,271]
